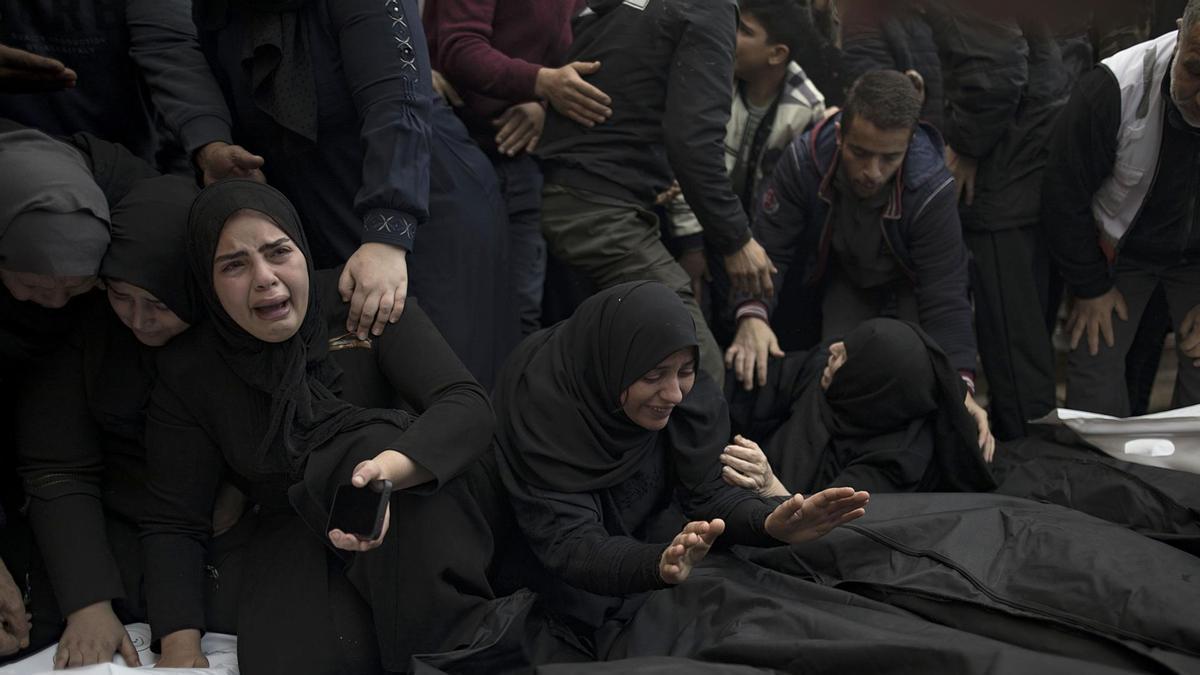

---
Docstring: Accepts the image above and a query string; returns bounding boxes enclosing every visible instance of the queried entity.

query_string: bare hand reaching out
[1066,287,1128,356]
[659,519,724,585]
[725,317,784,391]
[0,43,76,93]
[724,238,777,299]
[763,487,869,545]
[195,141,265,186]
[963,392,995,463]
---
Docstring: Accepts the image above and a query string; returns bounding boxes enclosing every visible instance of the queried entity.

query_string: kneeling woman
[493,281,869,638]
[721,319,996,499]
[142,180,501,673]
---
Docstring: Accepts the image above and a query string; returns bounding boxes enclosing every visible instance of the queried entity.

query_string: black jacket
[0,0,233,165]
[842,3,945,131]
[750,115,976,374]
[1042,63,1200,299]
[923,3,1090,232]
[536,0,751,256]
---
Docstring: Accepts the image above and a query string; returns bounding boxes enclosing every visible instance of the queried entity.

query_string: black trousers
[967,226,1056,441]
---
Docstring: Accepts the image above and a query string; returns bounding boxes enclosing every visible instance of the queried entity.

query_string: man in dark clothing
[537,0,777,384]
[922,3,1090,439]
[1043,3,1200,416]
[429,0,609,335]
[841,0,944,130]
[0,0,261,179]
[725,71,989,448]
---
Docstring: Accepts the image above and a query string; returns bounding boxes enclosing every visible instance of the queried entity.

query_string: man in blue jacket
[727,70,989,446]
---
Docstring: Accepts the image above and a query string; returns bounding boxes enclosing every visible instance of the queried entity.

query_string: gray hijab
[0,127,111,276]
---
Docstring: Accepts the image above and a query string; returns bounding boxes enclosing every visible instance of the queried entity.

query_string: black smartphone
[326,479,393,540]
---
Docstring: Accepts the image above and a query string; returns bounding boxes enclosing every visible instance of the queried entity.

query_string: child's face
[734,13,784,80]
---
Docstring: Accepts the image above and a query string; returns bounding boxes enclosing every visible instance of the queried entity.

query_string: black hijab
[495,281,721,493]
[809,319,993,492]
[732,319,994,495]
[823,319,939,436]
[186,179,411,479]
[102,176,202,324]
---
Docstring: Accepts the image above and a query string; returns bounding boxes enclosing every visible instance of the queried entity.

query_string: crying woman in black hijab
[723,319,996,498]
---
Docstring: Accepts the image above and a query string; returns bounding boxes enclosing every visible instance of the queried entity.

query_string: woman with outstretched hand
[492,281,868,638]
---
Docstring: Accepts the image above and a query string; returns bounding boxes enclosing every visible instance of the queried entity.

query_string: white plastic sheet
[0,624,237,675]
[1031,404,1200,474]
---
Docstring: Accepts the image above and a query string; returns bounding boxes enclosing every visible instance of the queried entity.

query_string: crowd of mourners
[0,0,1197,672]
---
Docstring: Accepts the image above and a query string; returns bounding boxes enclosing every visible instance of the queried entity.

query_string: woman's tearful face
[212,210,309,343]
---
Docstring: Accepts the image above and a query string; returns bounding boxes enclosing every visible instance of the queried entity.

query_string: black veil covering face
[102,175,202,324]
[494,281,727,494]
[824,319,940,436]
[185,179,412,481]
[734,319,995,495]
[0,126,110,277]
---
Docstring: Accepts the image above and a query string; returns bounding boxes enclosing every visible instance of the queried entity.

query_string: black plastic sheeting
[992,437,1200,555]
[414,492,1200,674]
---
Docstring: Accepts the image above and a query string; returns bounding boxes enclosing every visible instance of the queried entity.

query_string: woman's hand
[156,630,208,669]
[339,242,409,340]
[659,519,724,585]
[54,601,140,669]
[963,392,996,463]
[720,435,789,498]
[763,488,869,545]
[0,559,29,656]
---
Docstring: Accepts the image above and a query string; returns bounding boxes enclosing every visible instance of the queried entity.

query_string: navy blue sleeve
[907,174,978,374]
[327,0,435,252]
[745,134,815,316]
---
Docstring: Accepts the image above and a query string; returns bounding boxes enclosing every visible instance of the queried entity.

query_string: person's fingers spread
[1087,321,1100,356]
[1100,314,1116,348]
[1068,316,1084,351]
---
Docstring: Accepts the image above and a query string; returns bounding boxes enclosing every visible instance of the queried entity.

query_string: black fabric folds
[494,281,702,493]
[102,176,201,324]
[823,318,939,436]
[185,179,412,480]
[239,4,318,143]
[730,319,994,494]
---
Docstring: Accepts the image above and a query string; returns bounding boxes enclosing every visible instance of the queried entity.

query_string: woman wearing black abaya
[721,319,996,498]
[0,124,157,660]
[16,176,251,669]
[190,0,516,389]
[492,281,870,643]
[142,180,500,673]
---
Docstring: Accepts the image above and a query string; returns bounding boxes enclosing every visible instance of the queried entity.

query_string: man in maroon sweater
[426,0,610,335]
